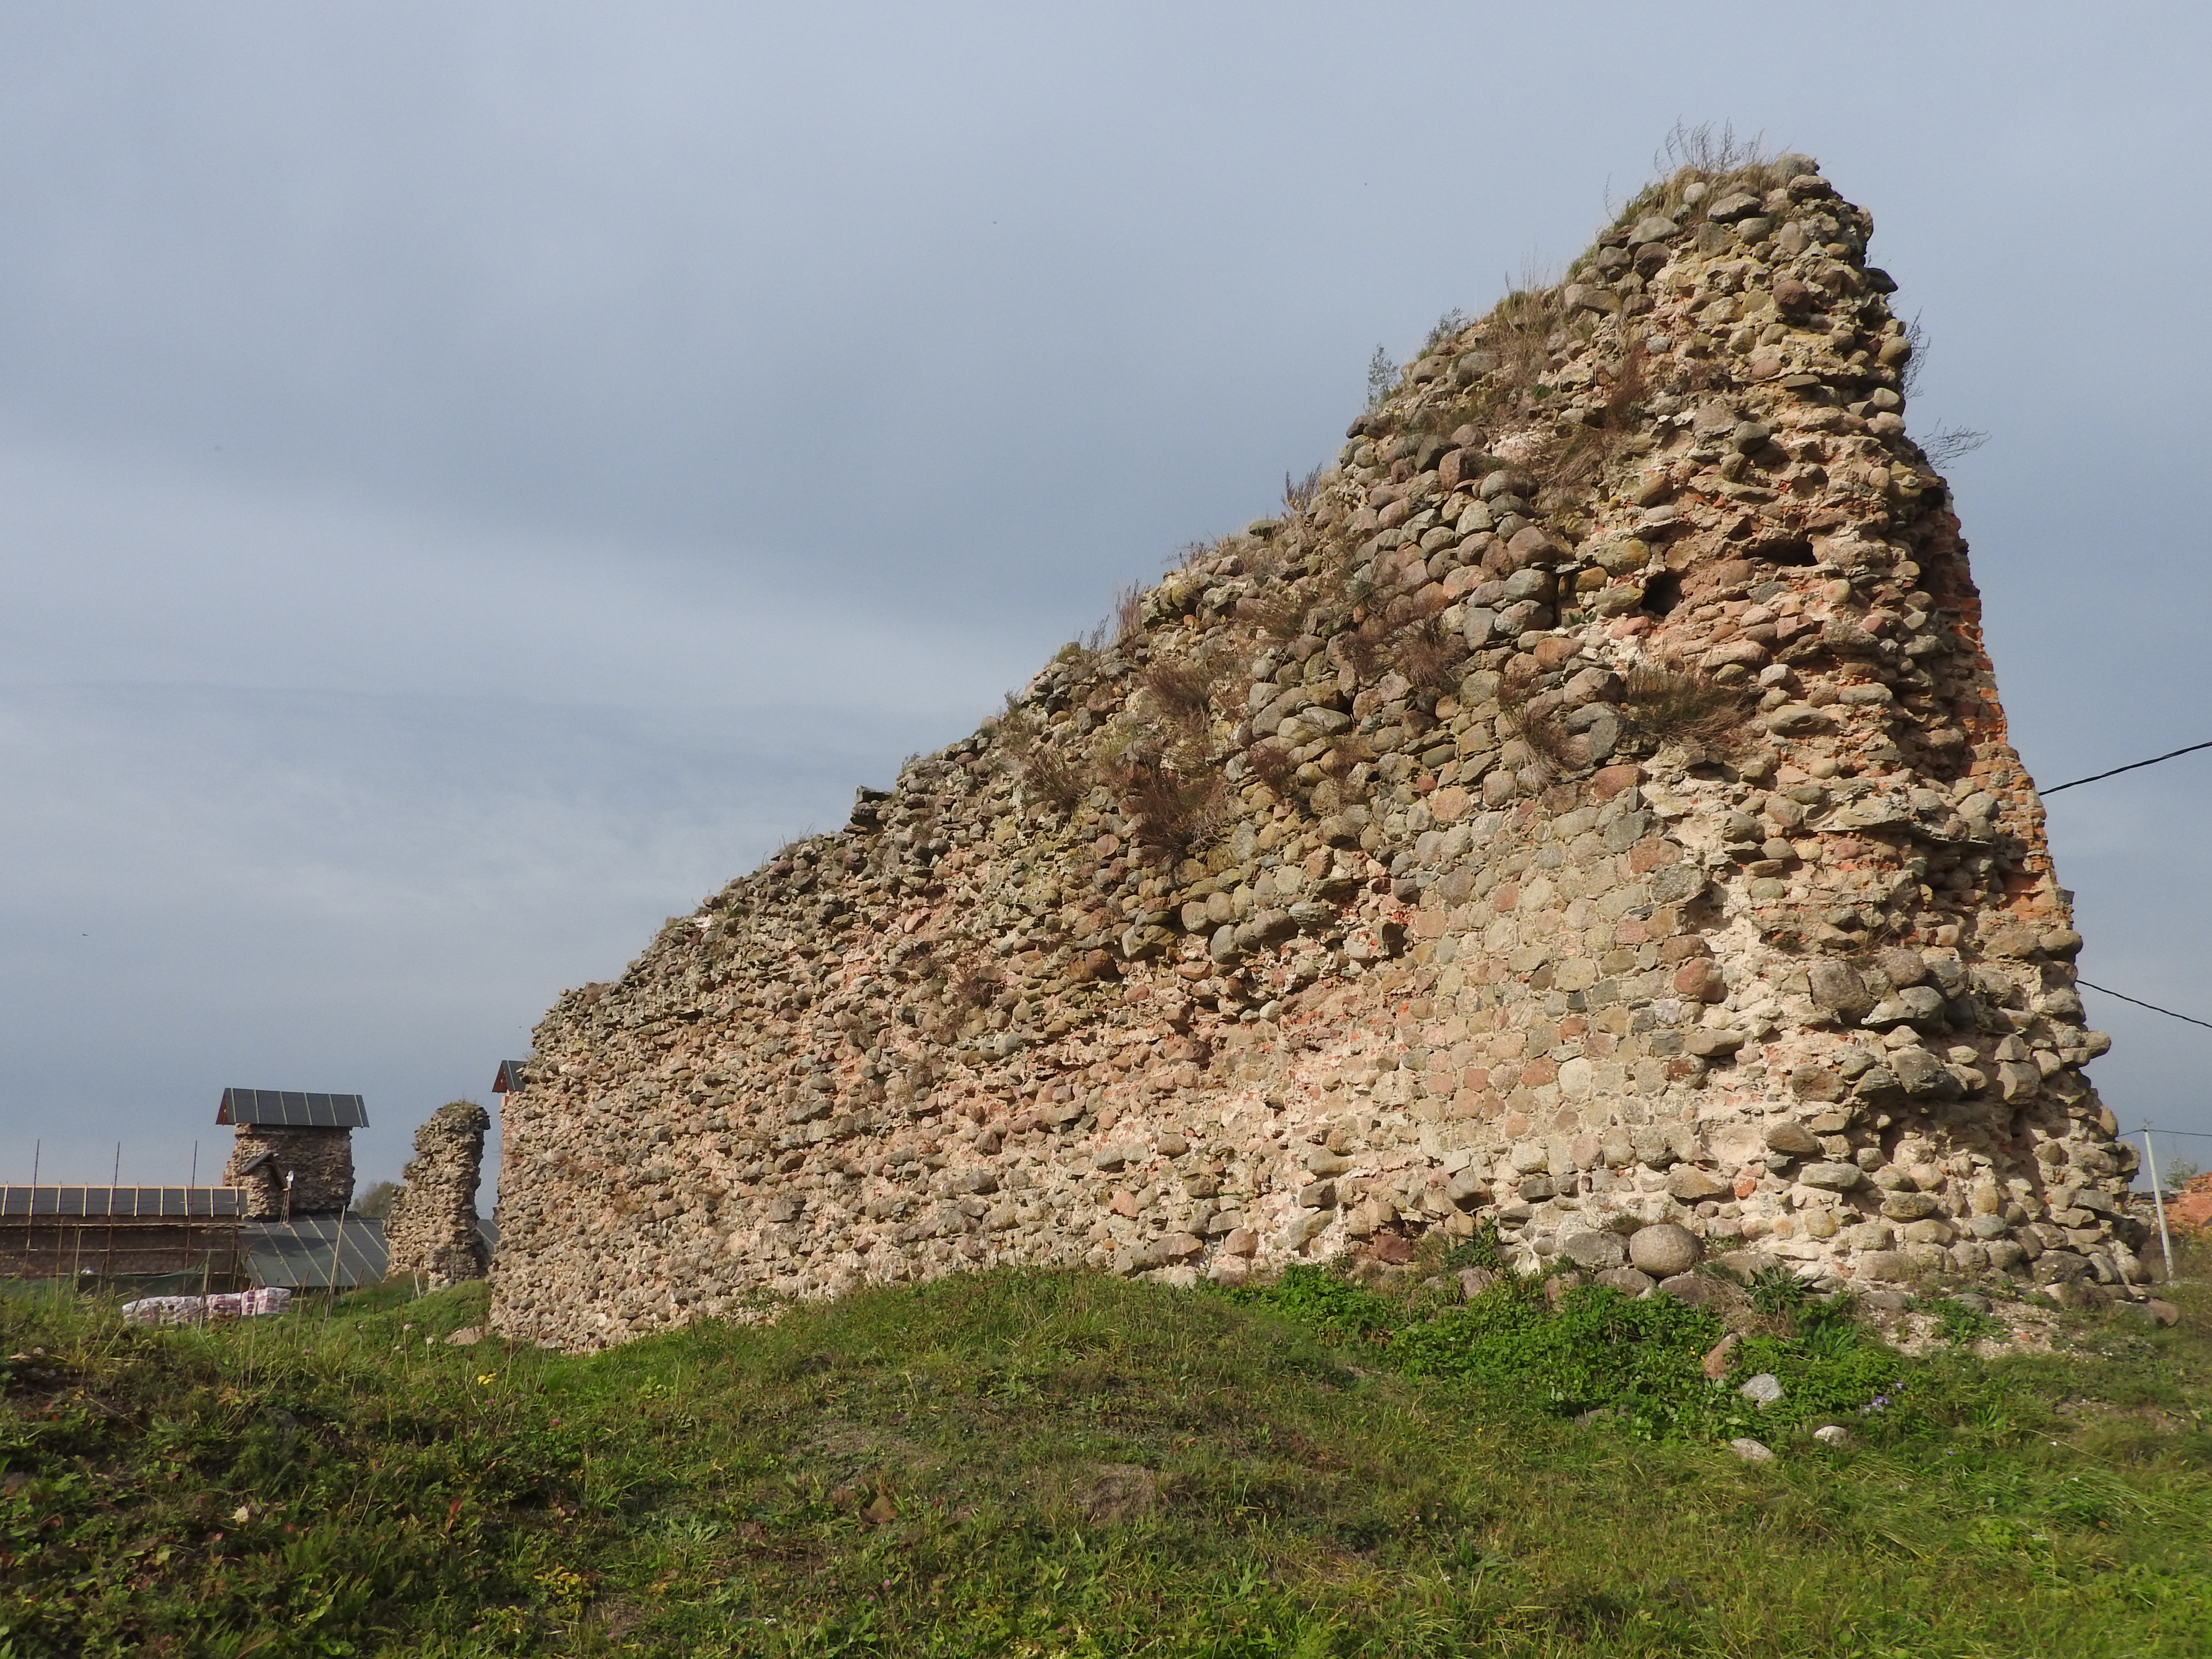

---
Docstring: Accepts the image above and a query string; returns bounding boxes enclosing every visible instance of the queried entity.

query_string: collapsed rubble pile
[492,154,2142,1351]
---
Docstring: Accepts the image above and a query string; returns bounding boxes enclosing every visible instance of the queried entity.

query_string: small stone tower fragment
[384,1100,492,1288]
[218,1088,365,1220]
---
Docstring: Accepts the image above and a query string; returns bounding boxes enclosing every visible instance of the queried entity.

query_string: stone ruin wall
[223,1126,355,1221]
[492,156,2144,1352]
[384,1100,492,1288]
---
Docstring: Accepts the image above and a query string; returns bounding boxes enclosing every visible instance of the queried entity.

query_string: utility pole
[2141,1127,2176,1284]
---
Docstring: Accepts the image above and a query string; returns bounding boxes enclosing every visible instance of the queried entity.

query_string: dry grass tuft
[1921,426,1988,468]
[1140,646,1228,733]
[1626,121,1796,225]
[1511,703,1581,772]
[1494,660,1581,773]
[1396,268,1575,449]
[1021,745,1089,811]
[1899,313,1928,398]
[1117,755,1226,863]
[1658,119,1770,179]
[1318,733,1374,784]
[1620,661,1752,749]
[1338,619,1386,681]
[1391,615,1464,694]
[992,697,1089,812]
[1518,326,1656,503]
[1283,463,1329,515]
[1475,282,1567,420]
[1363,127,1797,461]
[948,960,1003,1010]
[1112,582,1147,649]
[1244,739,1298,796]
[1234,591,1309,640]
[1423,308,1470,353]
[1598,329,1650,428]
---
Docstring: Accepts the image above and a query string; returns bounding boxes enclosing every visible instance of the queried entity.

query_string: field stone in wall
[489,156,2144,1351]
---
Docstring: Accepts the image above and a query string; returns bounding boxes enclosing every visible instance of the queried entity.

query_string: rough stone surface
[1561,1229,1628,1270]
[487,158,2142,1351]
[223,1126,354,1221]
[1764,1121,1822,1156]
[1662,1272,1719,1307]
[1800,1162,1864,1191]
[1628,1221,1702,1276]
[385,1102,492,1289]
[1739,1372,1786,1407]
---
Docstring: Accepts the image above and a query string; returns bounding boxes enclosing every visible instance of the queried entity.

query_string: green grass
[1229,1262,1914,1444]
[2,1259,2209,1658]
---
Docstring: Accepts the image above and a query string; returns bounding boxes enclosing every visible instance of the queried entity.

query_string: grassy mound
[2,1262,2208,1657]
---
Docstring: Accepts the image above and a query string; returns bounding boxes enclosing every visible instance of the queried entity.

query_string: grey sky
[4,3,2209,1196]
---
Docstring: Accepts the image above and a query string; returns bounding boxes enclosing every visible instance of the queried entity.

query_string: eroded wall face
[385,1101,491,1288]
[493,161,2139,1351]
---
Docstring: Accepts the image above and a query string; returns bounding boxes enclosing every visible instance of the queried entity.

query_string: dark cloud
[3,2,2208,1190]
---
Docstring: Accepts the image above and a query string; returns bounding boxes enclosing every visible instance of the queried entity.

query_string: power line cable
[2077,978,2212,1033]
[2044,740,2212,794]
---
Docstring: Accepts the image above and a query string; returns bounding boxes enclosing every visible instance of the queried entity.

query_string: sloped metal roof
[0,1186,247,1220]
[218,1089,368,1128]
[240,1215,388,1288]
[493,1059,530,1093]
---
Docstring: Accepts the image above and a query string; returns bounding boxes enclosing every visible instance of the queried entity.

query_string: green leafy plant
[1444,1218,1510,1274]
[1746,1263,1811,1319]
[1365,345,1399,409]
[348,1179,400,1220]
[1934,1298,2009,1346]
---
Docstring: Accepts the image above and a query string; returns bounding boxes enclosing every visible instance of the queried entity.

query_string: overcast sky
[4,2,2209,1199]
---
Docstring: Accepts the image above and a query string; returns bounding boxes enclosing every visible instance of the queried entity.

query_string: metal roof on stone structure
[217,1089,369,1128]
[1,1186,248,1219]
[493,1060,530,1094]
[240,1215,389,1288]
[238,1215,499,1289]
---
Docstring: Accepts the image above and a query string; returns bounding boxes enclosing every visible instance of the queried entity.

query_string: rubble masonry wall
[224,1126,354,1221]
[491,157,2140,1350]
[385,1101,492,1288]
